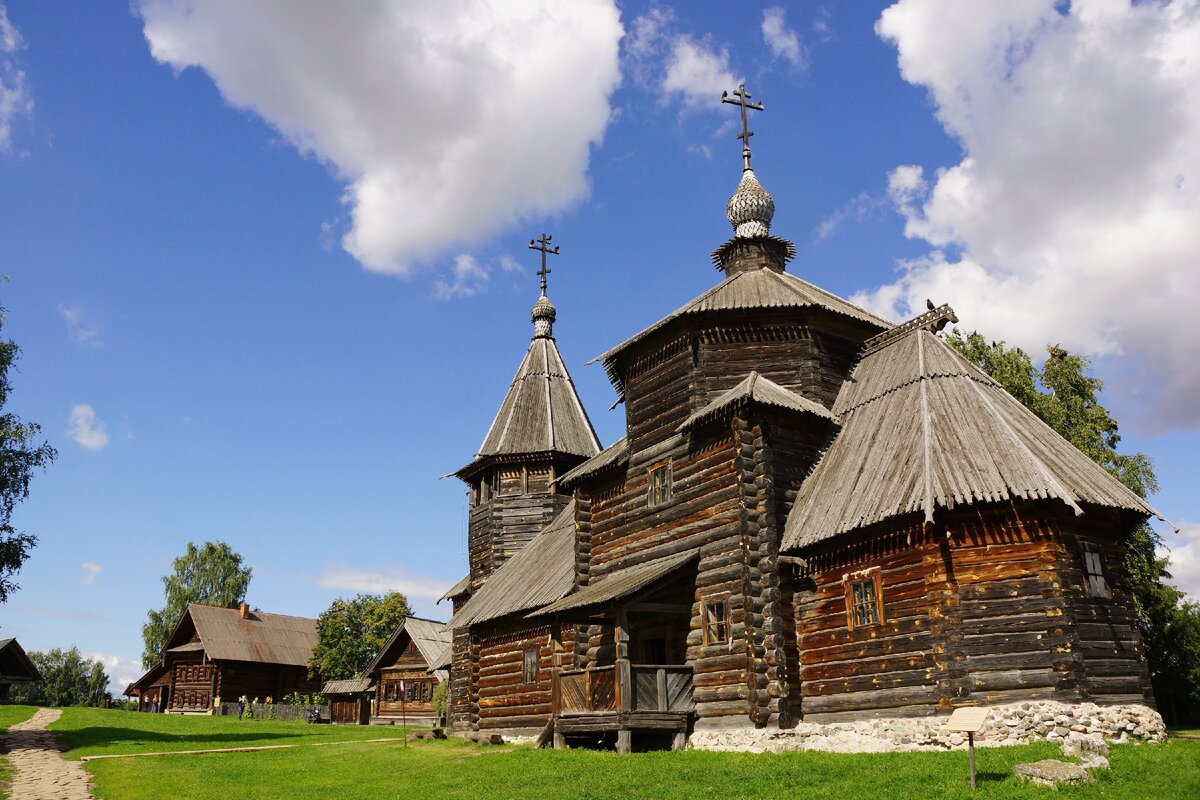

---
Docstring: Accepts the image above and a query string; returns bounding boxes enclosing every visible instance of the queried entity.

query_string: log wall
[467,463,571,590]
[794,503,1153,722]
[471,620,576,732]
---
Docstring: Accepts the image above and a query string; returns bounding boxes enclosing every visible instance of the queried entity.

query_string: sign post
[400,680,407,748]
[945,707,990,790]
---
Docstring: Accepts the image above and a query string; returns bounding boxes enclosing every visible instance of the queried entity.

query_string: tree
[9,647,110,707]
[0,302,58,602]
[309,592,411,681]
[948,330,1200,724]
[141,540,252,667]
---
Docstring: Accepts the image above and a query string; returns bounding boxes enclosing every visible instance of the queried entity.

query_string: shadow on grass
[58,726,297,752]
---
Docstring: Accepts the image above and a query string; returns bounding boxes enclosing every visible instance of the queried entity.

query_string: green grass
[49,707,408,759]
[0,705,38,800]
[58,709,1200,800]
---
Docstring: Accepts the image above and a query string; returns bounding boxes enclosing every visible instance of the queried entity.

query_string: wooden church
[443,86,1159,752]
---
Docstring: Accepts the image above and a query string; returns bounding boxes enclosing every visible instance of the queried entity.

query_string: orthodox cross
[721,83,764,170]
[528,233,559,296]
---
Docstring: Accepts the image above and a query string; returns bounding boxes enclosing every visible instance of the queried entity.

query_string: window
[1083,551,1111,599]
[522,648,539,685]
[648,462,672,507]
[702,599,730,646]
[844,569,883,630]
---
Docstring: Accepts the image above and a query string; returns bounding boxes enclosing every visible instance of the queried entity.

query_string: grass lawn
[60,709,1200,800]
[49,708,408,759]
[0,705,38,800]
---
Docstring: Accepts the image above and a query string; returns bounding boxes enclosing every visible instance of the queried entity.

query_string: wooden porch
[552,663,693,752]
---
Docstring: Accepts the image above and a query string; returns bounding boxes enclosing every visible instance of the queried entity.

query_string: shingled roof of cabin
[678,370,833,433]
[591,267,893,399]
[782,328,1160,550]
[365,616,451,678]
[558,436,630,489]
[531,548,700,617]
[455,295,601,479]
[0,638,40,684]
[172,604,318,667]
[448,501,576,629]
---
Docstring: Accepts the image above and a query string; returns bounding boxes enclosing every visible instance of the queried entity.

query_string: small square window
[844,570,883,630]
[1083,551,1111,599]
[648,463,672,507]
[522,648,539,685]
[702,599,730,646]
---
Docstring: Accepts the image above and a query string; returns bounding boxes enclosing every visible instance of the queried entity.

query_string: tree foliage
[141,540,252,668]
[948,330,1200,724]
[9,647,110,707]
[309,592,411,681]
[0,303,58,602]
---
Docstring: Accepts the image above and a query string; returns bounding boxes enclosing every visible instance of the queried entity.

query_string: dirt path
[2,708,93,800]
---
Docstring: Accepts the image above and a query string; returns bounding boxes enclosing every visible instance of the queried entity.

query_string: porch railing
[631,665,694,713]
[557,666,616,714]
[555,664,693,716]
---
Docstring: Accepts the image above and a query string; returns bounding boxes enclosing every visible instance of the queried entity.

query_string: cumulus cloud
[316,566,450,600]
[86,651,144,696]
[433,254,489,300]
[0,3,31,152]
[626,8,738,110]
[80,562,102,586]
[762,7,807,68]
[1161,521,1200,603]
[58,304,102,347]
[67,404,109,451]
[857,0,1200,429]
[137,1,623,274]
[815,191,886,241]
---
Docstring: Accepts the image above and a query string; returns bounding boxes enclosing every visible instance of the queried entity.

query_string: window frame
[701,598,731,646]
[522,648,539,685]
[843,568,884,631]
[647,460,673,508]
[1083,550,1112,599]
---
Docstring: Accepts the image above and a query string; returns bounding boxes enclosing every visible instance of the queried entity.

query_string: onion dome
[726,168,775,238]
[532,293,556,338]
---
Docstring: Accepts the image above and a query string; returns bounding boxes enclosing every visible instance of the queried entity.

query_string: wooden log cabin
[361,616,451,725]
[445,99,1160,750]
[0,638,40,702]
[131,602,321,713]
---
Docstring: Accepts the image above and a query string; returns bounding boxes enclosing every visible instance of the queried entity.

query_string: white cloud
[58,304,102,347]
[816,191,885,241]
[1161,521,1200,604]
[137,1,623,274]
[762,7,807,68]
[625,9,738,111]
[433,254,490,300]
[498,254,524,273]
[662,35,738,110]
[860,0,1200,430]
[86,651,144,696]
[80,562,102,586]
[317,566,450,600]
[0,3,31,152]
[67,403,109,451]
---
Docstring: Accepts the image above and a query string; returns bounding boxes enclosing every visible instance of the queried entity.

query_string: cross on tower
[721,83,764,171]
[528,233,560,296]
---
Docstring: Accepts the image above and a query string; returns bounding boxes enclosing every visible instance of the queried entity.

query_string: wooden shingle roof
[782,329,1159,551]
[592,267,891,398]
[530,548,700,617]
[455,334,601,478]
[448,502,576,629]
[177,604,319,668]
[364,616,450,675]
[0,638,40,684]
[558,437,629,488]
[678,371,833,432]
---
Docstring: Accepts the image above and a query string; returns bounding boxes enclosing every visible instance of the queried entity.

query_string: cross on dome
[721,83,764,172]
[528,233,560,338]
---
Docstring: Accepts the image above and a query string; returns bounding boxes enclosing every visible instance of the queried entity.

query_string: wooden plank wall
[468,470,570,590]
[473,621,576,732]
[795,504,1154,722]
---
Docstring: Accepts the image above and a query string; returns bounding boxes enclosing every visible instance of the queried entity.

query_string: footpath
[2,708,93,800]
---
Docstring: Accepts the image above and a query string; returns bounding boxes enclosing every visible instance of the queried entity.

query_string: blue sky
[0,1,1197,693]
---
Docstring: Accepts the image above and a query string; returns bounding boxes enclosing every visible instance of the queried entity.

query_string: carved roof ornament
[721,84,775,239]
[528,233,560,338]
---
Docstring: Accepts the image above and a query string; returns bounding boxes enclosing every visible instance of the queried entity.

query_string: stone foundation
[688,702,1166,754]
